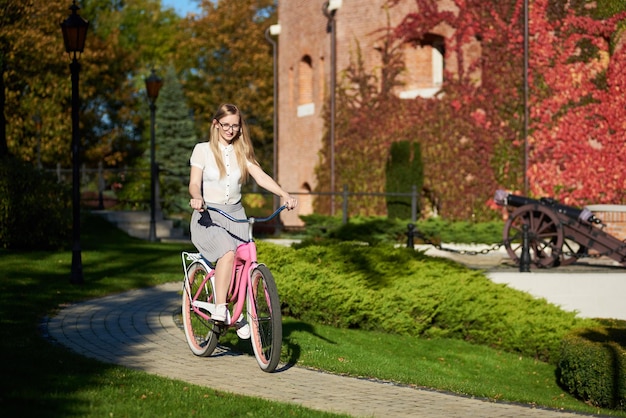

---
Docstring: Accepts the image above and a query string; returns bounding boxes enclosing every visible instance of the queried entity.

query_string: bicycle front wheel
[247,265,282,372]
[182,261,220,357]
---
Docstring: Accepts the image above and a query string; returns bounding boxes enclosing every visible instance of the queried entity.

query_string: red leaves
[529,4,626,205]
[333,1,625,220]
[388,0,626,220]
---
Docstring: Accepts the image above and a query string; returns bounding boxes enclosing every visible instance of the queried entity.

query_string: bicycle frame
[181,205,286,326]
[181,205,286,371]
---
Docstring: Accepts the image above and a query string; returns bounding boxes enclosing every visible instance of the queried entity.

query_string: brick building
[274,0,480,226]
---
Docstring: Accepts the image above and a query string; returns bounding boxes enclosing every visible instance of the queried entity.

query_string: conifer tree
[385,141,423,219]
[154,65,198,213]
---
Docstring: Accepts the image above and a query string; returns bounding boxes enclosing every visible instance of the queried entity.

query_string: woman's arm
[189,166,205,211]
[248,163,297,209]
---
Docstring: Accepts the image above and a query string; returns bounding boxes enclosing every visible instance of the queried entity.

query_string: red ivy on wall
[386,0,626,220]
[528,0,626,205]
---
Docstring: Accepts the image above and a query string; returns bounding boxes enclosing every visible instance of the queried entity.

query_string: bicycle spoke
[247,265,282,372]
[182,261,219,357]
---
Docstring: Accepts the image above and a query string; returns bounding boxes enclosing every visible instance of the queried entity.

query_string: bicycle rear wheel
[247,265,282,372]
[182,261,220,357]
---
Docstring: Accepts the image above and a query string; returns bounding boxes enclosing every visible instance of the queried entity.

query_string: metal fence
[47,164,423,223]
[292,184,421,223]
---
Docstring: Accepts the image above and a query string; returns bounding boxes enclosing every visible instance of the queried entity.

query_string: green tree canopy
[178,0,277,172]
[0,0,185,168]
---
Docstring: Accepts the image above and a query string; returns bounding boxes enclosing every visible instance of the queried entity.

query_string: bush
[0,156,71,250]
[557,319,626,410]
[412,217,504,245]
[385,141,423,219]
[260,240,596,363]
[297,213,505,246]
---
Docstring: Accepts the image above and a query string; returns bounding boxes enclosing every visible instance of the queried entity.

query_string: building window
[298,55,315,117]
[399,34,445,99]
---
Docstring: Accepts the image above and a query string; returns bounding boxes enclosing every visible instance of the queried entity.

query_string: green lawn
[0,214,622,417]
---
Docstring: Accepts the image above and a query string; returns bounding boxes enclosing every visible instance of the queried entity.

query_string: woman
[188,104,297,336]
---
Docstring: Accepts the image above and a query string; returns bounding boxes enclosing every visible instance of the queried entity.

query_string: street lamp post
[60,1,88,285]
[145,69,163,242]
[265,24,281,214]
[32,113,42,169]
[523,0,529,196]
[323,0,341,216]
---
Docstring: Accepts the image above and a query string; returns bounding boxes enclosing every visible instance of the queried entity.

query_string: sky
[161,0,201,16]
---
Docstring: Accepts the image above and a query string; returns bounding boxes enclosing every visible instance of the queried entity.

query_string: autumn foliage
[529,0,626,205]
[323,0,626,221]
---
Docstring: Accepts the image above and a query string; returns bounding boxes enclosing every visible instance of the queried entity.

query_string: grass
[0,213,623,417]
[223,319,621,415]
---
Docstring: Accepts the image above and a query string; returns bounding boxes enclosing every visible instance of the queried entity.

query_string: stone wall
[587,205,626,241]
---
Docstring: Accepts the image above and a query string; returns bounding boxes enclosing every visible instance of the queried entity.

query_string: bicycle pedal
[211,323,225,334]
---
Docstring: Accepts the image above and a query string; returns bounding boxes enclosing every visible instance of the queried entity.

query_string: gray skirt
[190,202,248,263]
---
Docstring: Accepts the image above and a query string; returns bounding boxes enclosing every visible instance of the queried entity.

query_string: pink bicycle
[180,205,285,372]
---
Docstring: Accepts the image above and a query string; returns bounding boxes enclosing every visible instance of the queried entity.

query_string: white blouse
[190,142,251,205]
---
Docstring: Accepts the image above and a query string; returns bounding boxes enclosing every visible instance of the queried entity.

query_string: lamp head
[60,1,89,59]
[269,24,281,36]
[327,0,342,12]
[145,69,163,103]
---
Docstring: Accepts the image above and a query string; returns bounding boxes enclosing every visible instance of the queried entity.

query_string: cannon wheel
[503,204,564,268]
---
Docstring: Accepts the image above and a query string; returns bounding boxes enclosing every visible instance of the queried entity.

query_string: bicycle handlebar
[205,204,288,224]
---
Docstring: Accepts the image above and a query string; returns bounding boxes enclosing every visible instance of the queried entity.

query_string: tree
[79,0,183,168]
[178,0,277,173]
[391,0,524,221]
[0,0,70,163]
[385,141,423,219]
[153,65,197,213]
[0,0,184,168]
[315,33,409,217]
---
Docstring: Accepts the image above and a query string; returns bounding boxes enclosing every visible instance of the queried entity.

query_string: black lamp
[61,1,89,60]
[60,1,88,284]
[145,69,163,242]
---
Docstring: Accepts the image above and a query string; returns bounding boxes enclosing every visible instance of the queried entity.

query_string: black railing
[47,164,423,223]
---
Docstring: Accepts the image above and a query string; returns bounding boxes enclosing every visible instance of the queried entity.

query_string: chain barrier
[407,224,626,262]
[407,224,505,256]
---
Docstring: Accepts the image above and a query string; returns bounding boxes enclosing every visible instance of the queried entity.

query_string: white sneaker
[212,303,228,322]
[235,314,251,339]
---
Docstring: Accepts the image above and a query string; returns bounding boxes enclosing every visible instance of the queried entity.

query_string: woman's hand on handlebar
[189,198,204,212]
[282,194,298,210]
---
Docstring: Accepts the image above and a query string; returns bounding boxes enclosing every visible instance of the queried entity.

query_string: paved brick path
[45,282,595,418]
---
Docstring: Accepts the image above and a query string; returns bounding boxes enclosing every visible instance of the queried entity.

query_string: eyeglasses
[217,121,241,131]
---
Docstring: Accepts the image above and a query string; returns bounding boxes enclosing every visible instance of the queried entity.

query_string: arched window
[399,34,445,99]
[297,55,315,117]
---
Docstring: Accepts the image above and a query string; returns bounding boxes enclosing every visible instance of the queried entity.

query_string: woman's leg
[214,250,235,305]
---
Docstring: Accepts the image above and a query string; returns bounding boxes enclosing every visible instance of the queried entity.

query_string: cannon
[494,190,626,268]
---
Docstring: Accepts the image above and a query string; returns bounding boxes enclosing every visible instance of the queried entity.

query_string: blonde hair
[208,103,259,182]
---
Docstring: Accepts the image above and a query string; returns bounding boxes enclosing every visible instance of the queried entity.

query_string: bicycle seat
[182,252,215,269]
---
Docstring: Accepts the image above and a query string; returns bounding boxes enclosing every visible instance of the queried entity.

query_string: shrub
[557,319,626,410]
[297,213,505,246]
[0,156,71,250]
[412,217,504,245]
[298,213,345,240]
[385,141,423,219]
[260,240,595,363]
